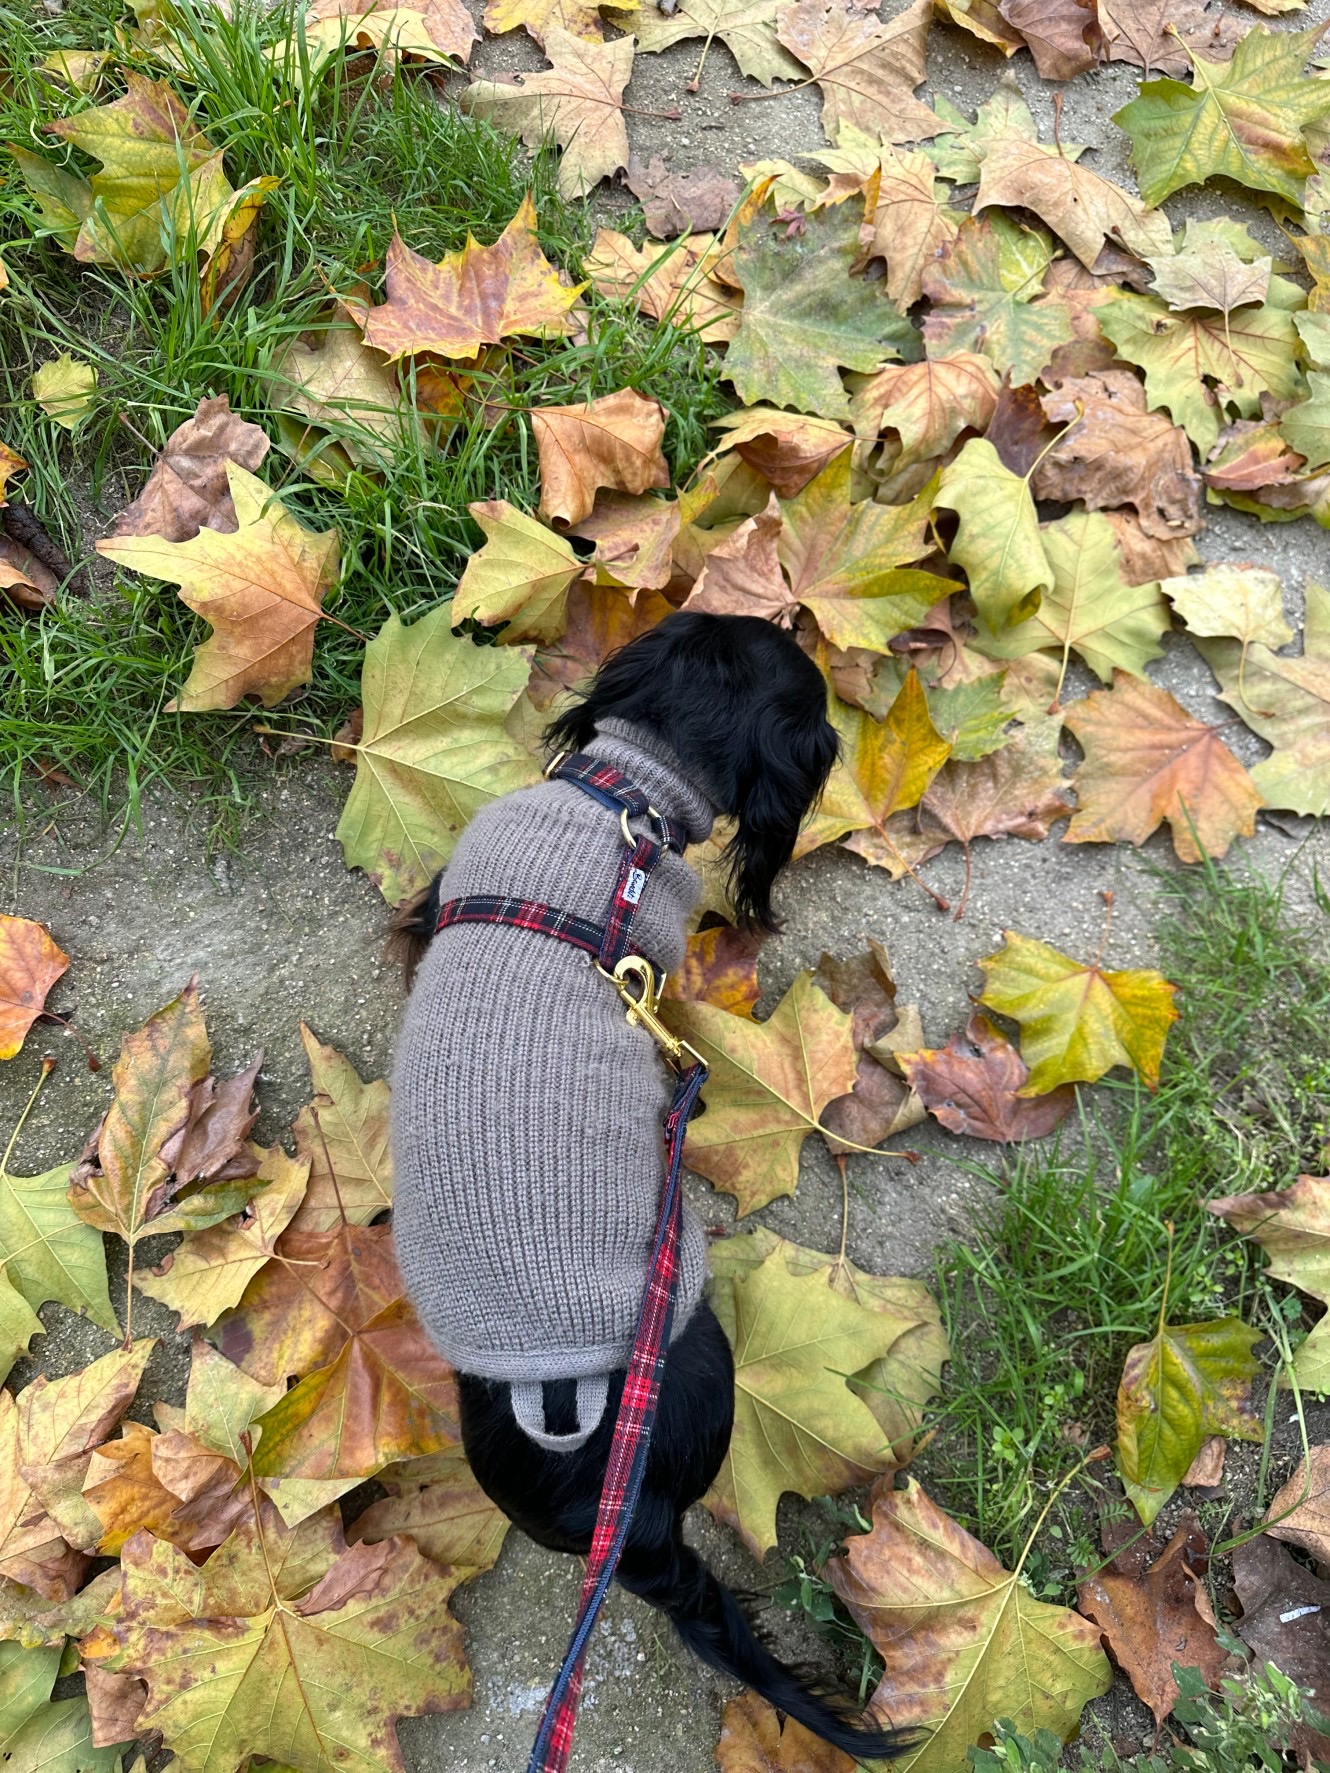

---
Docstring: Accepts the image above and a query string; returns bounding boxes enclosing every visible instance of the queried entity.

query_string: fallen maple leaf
[288,1023,393,1235]
[1162,562,1293,654]
[348,1446,510,1573]
[703,1237,925,1555]
[1076,1515,1227,1726]
[684,494,795,624]
[706,408,851,496]
[716,1691,856,1772]
[922,213,1075,388]
[1209,1176,1330,1393]
[997,0,1099,78]
[533,388,670,527]
[975,133,1171,272]
[831,1477,1111,1771]
[200,173,279,318]
[177,1334,284,1466]
[977,929,1178,1093]
[0,1637,122,1771]
[86,1503,471,1773]
[623,0,803,85]
[936,436,1051,634]
[1148,238,1271,315]
[812,943,926,1151]
[1280,373,1330,472]
[627,154,742,237]
[1098,0,1237,76]
[357,195,581,361]
[32,354,97,430]
[81,1418,249,1556]
[1115,25,1330,209]
[158,1052,263,1185]
[1116,1315,1261,1525]
[451,500,583,642]
[571,481,715,594]
[1063,673,1263,863]
[725,189,916,421]
[900,1012,1075,1141]
[661,922,764,1017]
[586,229,741,342]
[1106,509,1200,588]
[462,30,633,199]
[97,463,338,711]
[301,0,478,68]
[660,971,859,1213]
[849,352,1000,467]
[110,396,270,543]
[0,914,68,1060]
[482,0,620,46]
[273,323,421,471]
[1230,1535,1330,1767]
[529,577,675,709]
[336,606,538,904]
[774,0,940,144]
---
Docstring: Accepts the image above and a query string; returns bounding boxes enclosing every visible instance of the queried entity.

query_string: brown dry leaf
[1098,0,1238,76]
[997,0,1100,78]
[0,913,69,1061]
[288,1023,392,1235]
[812,942,926,1151]
[912,726,1074,891]
[533,387,670,527]
[585,229,741,342]
[304,0,478,64]
[482,0,615,47]
[81,1419,249,1555]
[529,578,675,709]
[1182,1436,1226,1487]
[849,353,1001,464]
[0,1390,86,1599]
[357,195,581,362]
[0,442,27,504]
[715,1691,857,1772]
[462,30,633,200]
[900,1012,1075,1141]
[1076,1516,1227,1727]
[775,0,941,144]
[1035,369,1203,543]
[661,923,764,1017]
[0,533,53,610]
[1104,510,1200,586]
[158,1052,262,1185]
[627,155,742,237]
[838,138,960,310]
[273,323,421,472]
[683,494,797,625]
[347,1445,510,1573]
[1064,673,1263,863]
[706,408,851,496]
[1231,1536,1330,1767]
[1205,417,1307,495]
[975,134,1172,271]
[110,396,270,543]
[1263,1444,1330,1562]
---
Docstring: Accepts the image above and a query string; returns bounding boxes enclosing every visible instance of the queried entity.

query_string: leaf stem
[1,1057,56,1176]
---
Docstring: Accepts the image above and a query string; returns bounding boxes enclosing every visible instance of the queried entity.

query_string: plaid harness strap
[432,752,708,1773]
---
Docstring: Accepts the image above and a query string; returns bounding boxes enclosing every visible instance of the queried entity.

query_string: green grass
[0,0,732,837]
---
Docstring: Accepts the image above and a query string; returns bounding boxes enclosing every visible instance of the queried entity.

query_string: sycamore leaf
[135,1142,310,1331]
[532,388,669,527]
[0,1109,117,1349]
[1148,240,1271,313]
[461,31,632,200]
[0,1639,125,1773]
[797,671,951,866]
[0,913,68,1060]
[974,133,1172,271]
[336,607,538,905]
[773,0,940,145]
[200,173,279,318]
[976,511,1170,686]
[814,134,958,309]
[900,1012,1075,1142]
[38,73,235,274]
[705,410,848,497]
[1034,368,1202,544]
[1264,1444,1330,1564]
[1063,673,1263,863]
[1280,372,1330,472]
[779,454,955,654]
[0,443,26,505]
[922,213,1074,388]
[1098,0,1237,77]
[811,945,926,1152]
[935,437,1051,633]
[627,154,741,238]
[300,0,478,69]
[1228,1536,1330,1767]
[481,0,618,46]
[182,1336,285,1465]
[288,1024,392,1235]
[571,482,717,593]
[111,396,270,543]
[684,495,795,624]
[702,1239,922,1556]
[97,464,338,712]
[1075,1518,1227,1729]
[451,500,582,642]
[529,577,675,708]
[661,923,764,1018]
[848,352,1000,464]
[725,190,917,421]
[81,1419,251,1556]
[272,324,420,472]
[586,229,740,342]
[660,972,859,1213]
[0,1279,41,1389]
[925,83,1073,183]
[33,355,97,430]
[1198,584,1330,815]
[716,1692,856,1773]
[1116,1317,1261,1525]
[1161,563,1293,651]
[347,1446,510,1573]
[996,0,1099,78]
[978,929,1179,1093]
[88,1504,470,1773]
[1210,1176,1330,1392]
[621,0,804,87]
[1114,25,1330,209]
[830,1477,1111,1772]
[357,196,581,361]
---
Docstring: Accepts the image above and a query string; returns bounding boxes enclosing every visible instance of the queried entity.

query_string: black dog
[393,613,909,1762]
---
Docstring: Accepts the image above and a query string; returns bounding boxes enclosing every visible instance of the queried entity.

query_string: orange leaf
[661,922,764,1017]
[0,913,68,1060]
[899,1012,1075,1142]
[528,578,675,710]
[533,387,670,527]
[682,493,796,624]
[716,1691,857,1772]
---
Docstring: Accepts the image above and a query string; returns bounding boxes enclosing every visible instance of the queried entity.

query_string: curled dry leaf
[586,229,741,343]
[1209,1175,1330,1393]
[1263,1443,1330,1564]
[849,352,1001,464]
[110,395,271,543]
[0,913,69,1060]
[627,155,741,237]
[812,942,926,1151]
[533,387,670,528]
[684,494,796,624]
[706,408,850,497]
[81,1419,251,1556]
[158,1051,262,1185]
[974,132,1172,272]
[997,0,1099,79]
[900,1012,1075,1142]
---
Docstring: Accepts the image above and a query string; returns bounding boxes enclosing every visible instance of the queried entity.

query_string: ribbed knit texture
[391,721,717,1405]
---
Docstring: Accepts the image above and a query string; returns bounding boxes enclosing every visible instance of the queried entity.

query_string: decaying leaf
[482,0,618,47]
[623,0,803,87]
[111,396,271,543]
[715,1691,856,1772]
[707,408,851,496]
[272,324,420,471]
[586,229,741,342]
[288,1023,393,1235]
[684,495,795,624]
[974,132,1172,271]
[529,578,674,709]
[626,155,742,237]
[533,388,670,527]
[97,464,339,712]
[661,923,764,1017]
[1230,1535,1330,1768]
[1263,1444,1330,1565]
[336,607,538,905]
[1116,1315,1262,1525]
[978,929,1179,1093]
[997,0,1099,79]
[922,213,1075,389]
[301,0,478,69]
[348,1445,509,1574]
[831,1477,1112,1772]
[812,942,926,1151]
[1162,563,1293,652]
[900,1012,1075,1142]
[0,914,68,1060]
[1209,1176,1330,1393]
[773,0,940,145]
[0,1637,123,1772]
[849,353,1000,466]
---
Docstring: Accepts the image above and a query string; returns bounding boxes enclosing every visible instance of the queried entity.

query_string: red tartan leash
[433,752,708,1773]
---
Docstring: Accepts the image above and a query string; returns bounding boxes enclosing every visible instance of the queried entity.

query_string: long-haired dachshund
[390,611,908,1760]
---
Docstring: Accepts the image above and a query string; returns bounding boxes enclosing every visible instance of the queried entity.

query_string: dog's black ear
[724,698,838,932]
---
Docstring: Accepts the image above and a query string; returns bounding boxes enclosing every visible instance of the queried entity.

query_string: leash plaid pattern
[433,895,606,960]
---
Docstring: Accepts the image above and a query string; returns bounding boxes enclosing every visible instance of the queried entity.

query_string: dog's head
[544,612,837,931]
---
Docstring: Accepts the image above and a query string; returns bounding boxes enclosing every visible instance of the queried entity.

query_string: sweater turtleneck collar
[585,718,717,845]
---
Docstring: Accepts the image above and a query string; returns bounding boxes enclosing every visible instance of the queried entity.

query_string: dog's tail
[620,1539,916,1762]
[385,869,446,987]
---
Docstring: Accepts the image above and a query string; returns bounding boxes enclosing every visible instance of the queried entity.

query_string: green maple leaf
[1280,370,1330,470]
[921,212,1075,387]
[1114,25,1330,208]
[935,437,1051,633]
[725,196,918,419]
[976,511,1170,690]
[1100,289,1304,454]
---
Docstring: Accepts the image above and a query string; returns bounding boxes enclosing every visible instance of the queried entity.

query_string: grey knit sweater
[391,720,717,1450]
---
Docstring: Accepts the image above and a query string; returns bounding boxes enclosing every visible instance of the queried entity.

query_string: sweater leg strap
[510,1374,609,1454]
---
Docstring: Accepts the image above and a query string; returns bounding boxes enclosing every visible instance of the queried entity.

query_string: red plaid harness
[433,750,709,1773]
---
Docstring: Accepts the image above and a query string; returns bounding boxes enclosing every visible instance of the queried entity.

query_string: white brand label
[623,867,648,905]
